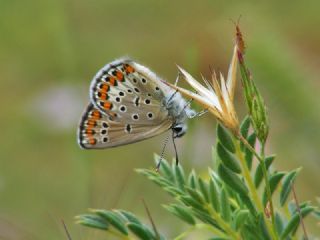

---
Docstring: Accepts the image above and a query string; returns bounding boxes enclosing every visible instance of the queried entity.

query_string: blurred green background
[1,0,319,239]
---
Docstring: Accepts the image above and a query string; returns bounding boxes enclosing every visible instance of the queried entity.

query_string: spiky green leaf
[280,168,301,206]
[254,155,275,188]
[217,124,235,153]
[218,164,248,196]
[217,142,241,173]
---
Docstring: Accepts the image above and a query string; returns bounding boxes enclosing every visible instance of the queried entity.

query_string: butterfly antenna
[61,220,72,240]
[172,131,179,166]
[156,134,170,171]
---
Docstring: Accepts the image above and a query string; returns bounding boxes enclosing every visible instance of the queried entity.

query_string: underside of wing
[78,104,172,149]
[89,58,172,125]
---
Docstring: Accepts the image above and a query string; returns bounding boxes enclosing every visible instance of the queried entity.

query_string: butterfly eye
[172,124,186,138]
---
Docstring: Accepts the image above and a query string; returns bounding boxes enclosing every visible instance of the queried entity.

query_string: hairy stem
[260,143,276,233]
[292,184,308,240]
[235,138,278,240]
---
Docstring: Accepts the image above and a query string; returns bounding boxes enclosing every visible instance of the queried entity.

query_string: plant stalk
[292,184,308,240]
[206,204,241,240]
[235,136,278,240]
[174,223,228,240]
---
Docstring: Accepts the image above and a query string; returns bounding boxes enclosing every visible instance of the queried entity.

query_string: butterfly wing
[78,103,172,149]
[88,58,175,124]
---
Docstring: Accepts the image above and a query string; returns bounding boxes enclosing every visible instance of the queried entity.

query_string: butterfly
[77,58,195,149]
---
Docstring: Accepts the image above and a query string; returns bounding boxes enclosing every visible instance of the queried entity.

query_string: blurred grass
[0,0,319,239]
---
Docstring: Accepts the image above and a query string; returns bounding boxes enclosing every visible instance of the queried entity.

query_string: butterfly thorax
[163,90,195,138]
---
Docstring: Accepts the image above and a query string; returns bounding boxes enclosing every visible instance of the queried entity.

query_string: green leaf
[244,133,256,170]
[288,201,311,215]
[217,142,241,173]
[218,164,248,196]
[148,176,173,189]
[238,194,258,217]
[263,172,285,206]
[163,204,196,225]
[275,213,284,235]
[76,214,109,230]
[174,164,186,190]
[258,213,271,240]
[186,187,205,204]
[240,115,251,138]
[188,170,197,189]
[127,223,155,240]
[220,187,231,222]
[155,155,174,182]
[280,168,301,206]
[118,210,142,225]
[94,210,128,235]
[209,177,220,212]
[234,209,249,230]
[280,206,315,239]
[163,186,184,197]
[217,124,235,153]
[254,155,275,188]
[192,209,220,228]
[198,178,210,202]
[179,196,206,212]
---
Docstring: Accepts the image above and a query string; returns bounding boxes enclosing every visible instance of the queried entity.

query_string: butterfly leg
[189,109,208,118]
[156,134,170,172]
[172,130,179,166]
[174,71,182,86]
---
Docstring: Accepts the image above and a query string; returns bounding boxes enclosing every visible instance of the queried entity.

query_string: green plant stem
[174,223,228,240]
[205,204,241,240]
[259,143,276,231]
[234,138,278,240]
[292,184,309,240]
[238,134,277,232]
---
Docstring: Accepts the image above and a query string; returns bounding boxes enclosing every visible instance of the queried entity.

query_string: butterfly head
[166,91,196,138]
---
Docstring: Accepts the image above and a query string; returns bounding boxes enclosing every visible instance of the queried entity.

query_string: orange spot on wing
[88,138,96,145]
[100,83,110,92]
[86,128,94,136]
[103,101,112,110]
[99,92,108,100]
[124,64,135,74]
[92,110,101,119]
[107,77,116,86]
[87,119,96,127]
[115,70,124,81]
